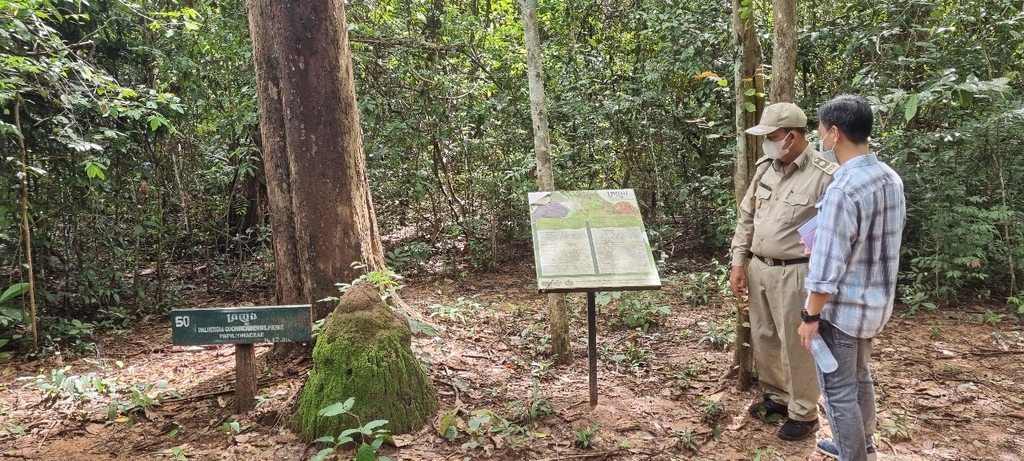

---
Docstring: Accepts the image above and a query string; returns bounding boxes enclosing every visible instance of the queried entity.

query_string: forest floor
[2,259,1024,461]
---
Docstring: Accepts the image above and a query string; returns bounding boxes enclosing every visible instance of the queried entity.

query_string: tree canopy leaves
[1,0,1022,352]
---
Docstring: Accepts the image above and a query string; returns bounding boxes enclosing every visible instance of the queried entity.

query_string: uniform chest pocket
[781,192,813,223]
[754,187,772,220]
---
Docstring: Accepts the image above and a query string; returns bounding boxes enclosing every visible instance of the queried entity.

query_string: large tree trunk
[730,0,764,391]
[246,0,386,323]
[770,0,797,103]
[521,0,571,365]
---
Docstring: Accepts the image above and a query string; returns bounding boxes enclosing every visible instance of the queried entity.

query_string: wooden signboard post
[171,305,312,413]
[528,189,661,406]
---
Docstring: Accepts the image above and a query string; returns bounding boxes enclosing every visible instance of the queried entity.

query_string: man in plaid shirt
[798,95,906,461]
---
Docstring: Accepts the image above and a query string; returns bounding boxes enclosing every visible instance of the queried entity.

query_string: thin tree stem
[15,95,39,350]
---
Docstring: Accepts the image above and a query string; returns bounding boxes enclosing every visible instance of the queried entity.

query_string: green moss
[293,284,438,440]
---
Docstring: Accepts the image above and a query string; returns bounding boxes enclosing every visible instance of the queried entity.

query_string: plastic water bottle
[809,333,838,373]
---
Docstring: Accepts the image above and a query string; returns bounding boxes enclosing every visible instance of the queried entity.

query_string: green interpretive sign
[170,305,312,345]
[528,189,662,293]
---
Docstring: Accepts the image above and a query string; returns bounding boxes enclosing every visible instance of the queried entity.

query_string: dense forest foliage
[2,0,1022,354]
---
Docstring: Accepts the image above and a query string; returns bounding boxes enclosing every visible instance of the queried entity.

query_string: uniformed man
[729,102,837,441]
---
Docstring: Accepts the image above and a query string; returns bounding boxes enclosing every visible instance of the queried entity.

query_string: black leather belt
[751,253,809,266]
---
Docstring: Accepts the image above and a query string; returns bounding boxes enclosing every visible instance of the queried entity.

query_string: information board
[171,305,311,345]
[528,189,661,293]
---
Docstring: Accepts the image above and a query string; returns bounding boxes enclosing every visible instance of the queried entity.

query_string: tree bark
[15,96,39,351]
[522,0,553,190]
[770,0,797,103]
[730,0,764,391]
[521,0,571,365]
[732,0,765,212]
[247,0,387,323]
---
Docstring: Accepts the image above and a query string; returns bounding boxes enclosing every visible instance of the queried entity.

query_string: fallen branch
[933,348,1024,359]
[966,349,1024,357]
[161,377,287,405]
[878,437,899,457]
[161,387,235,405]
[533,451,617,461]
[461,354,492,360]
[35,420,60,451]
[921,414,973,423]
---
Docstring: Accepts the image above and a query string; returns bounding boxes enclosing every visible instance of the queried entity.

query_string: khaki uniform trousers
[747,257,820,421]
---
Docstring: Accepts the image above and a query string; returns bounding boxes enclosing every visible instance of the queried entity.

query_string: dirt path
[2,261,1023,460]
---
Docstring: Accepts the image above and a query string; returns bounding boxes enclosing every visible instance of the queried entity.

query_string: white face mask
[762,131,793,159]
[818,128,837,163]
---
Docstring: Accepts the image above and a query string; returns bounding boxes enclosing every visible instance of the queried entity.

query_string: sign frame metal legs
[587,291,598,406]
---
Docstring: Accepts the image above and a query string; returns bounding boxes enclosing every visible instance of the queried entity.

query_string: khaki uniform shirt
[731,144,836,266]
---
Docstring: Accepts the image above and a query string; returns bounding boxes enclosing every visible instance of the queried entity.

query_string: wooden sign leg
[587,291,598,406]
[235,344,257,413]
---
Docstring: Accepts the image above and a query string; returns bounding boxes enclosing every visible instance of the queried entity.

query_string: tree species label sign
[528,189,662,293]
[171,305,312,345]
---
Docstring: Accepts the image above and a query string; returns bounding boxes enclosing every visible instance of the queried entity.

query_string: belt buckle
[764,256,775,266]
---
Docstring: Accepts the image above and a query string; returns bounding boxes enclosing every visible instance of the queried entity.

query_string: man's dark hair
[817,95,872,144]
[787,126,808,136]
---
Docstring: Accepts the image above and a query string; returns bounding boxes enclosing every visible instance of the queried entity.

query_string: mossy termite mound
[293,282,437,439]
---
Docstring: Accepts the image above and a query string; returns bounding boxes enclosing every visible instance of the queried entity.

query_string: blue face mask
[818,128,837,163]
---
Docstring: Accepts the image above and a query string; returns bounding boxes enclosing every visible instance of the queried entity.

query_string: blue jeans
[817,320,876,461]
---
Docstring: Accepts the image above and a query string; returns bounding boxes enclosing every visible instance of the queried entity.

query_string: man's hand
[799,238,811,257]
[729,266,748,299]
[800,291,831,349]
[798,320,819,350]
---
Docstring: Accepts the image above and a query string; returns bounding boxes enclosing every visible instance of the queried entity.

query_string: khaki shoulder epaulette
[811,155,839,175]
[755,155,773,166]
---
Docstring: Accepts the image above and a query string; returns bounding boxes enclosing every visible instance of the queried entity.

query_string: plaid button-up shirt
[805,154,906,338]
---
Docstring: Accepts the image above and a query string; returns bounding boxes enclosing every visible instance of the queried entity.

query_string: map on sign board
[528,189,661,293]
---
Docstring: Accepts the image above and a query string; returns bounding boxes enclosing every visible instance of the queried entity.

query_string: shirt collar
[834,153,878,175]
